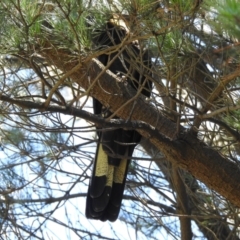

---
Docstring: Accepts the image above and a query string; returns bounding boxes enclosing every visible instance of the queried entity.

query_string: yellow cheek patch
[114,159,128,184]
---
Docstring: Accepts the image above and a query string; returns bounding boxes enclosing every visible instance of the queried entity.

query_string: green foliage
[170,0,194,12]
[215,0,240,38]
[4,128,25,147]
[0,0,92,53]
[225,108,240,130]
[1,0,240,239]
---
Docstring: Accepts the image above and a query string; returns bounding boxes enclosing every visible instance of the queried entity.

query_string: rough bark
[38,46,240,208]
[142,139,240,240]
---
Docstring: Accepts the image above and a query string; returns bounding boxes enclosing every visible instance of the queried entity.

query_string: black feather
[86,17,152,221]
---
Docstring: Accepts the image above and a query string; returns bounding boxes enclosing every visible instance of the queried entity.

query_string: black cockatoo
[86,16,152,222]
